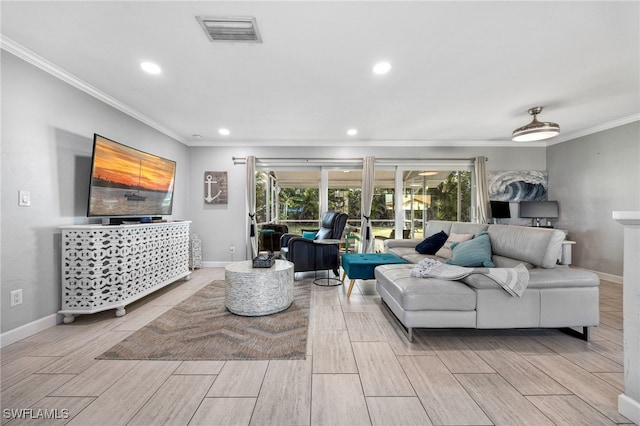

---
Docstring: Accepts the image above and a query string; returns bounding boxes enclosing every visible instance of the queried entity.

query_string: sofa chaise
[375,221,600,341]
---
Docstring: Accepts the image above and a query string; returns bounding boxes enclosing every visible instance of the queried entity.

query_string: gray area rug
[98,279,310,360]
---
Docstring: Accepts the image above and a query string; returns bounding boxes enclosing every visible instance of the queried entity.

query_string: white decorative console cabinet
[58,221,191,323]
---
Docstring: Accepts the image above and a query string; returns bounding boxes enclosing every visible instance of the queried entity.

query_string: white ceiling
[1,1,639,147]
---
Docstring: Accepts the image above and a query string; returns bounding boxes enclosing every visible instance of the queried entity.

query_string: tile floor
[0,267,633,425]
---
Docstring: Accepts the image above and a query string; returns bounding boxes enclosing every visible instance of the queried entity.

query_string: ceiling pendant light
[512,106,560,142]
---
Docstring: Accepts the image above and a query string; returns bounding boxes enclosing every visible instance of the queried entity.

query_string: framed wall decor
[203,171,228,204]
[488,170,548,202]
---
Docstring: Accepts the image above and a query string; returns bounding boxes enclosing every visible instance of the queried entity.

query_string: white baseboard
[202,261,233,268]
[0,313,60,348]
[619,394,640,425]
[588,269,623,285]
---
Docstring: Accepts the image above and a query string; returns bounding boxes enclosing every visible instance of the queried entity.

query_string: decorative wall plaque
[204,171,228,204]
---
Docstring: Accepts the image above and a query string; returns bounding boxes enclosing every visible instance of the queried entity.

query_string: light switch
[18,190,31,207]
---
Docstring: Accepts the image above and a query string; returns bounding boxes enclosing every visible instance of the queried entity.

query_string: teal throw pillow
[445,231,495,267]
[302,231,317,240]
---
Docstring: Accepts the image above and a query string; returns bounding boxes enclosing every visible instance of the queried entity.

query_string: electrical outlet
[18,190,31,207]
[10,289,23,307]
[229,245,235,253]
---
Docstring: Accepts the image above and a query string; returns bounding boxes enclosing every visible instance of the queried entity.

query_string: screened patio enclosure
[253,158,477,251]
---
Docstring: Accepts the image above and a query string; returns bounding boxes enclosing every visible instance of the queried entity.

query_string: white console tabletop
[613,211,640,424]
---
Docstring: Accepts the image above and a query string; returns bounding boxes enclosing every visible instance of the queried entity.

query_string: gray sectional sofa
[375,220,600,341]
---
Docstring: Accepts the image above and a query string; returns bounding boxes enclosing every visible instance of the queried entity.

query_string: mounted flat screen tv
[519,200,559,219]
[87,134,176,217]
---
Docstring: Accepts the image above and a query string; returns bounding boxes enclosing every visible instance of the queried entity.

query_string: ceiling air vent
[196,16,262,43]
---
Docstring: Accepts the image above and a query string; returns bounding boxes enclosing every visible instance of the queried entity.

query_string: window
[255,159,473,242]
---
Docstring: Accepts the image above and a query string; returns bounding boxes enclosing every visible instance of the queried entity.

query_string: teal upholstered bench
[341,253,407,297]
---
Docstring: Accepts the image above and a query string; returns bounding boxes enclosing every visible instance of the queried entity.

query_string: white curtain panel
[246,156,258,258]
[360,156,375,253]
[475,156,489,224]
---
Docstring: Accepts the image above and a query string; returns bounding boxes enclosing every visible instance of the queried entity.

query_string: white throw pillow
[435,233,474,259]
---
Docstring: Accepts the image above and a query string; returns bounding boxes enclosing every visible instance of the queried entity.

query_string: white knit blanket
[410,258,530,297]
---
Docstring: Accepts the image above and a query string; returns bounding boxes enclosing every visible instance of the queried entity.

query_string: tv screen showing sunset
[87,134,176,217]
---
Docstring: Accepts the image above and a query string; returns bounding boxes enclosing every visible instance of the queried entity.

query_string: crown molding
[545,114,640,146]
[1,35,186,145]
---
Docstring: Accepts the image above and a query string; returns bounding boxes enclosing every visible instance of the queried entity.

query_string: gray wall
[187,145,547,265]
[548,122,640,276]
[1,52,190,333]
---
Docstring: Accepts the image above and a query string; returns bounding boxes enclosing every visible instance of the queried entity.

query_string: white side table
[224,259,294,316]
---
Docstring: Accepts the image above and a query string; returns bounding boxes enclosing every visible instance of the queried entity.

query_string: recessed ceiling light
[373,62,391,75]
[419,171,438,176]
[140,61,162,75]
[218,128,230,136]
[347,129,358,136]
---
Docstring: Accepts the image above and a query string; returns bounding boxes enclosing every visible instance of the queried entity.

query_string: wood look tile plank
[599,299,621,312]
[599,310,623,329]
[378,323,435,356]
[110,304,173,331]
[189,398,256,426]
[456,373,554,425]
[339,293,382,314]
[311,374,370,426]
[344,312,388,342]
[1,342,42,365]
[482,333,557,356]
[21,325,113,358]
[312,330,358,374]
[593,372,625,391]
[365,397,433,426]
[352,342,414,397]
[463,336,569,395]
[533,334,623,373]
[128,375,215,426]
[524,354,629,423]
[250,359,312,426]
[312,287,341,306]
[309,305,346,331]
[1,374,75,425]
[51,360,139,397]
[207,360,268,397]
[65,360,180,426]
[398,355,492,426]
[37,330,132,374]
[174,360,225,375]
[586,338,624,365]
[421,333,495,373]
[147,288,198,306]
[590,324,623,345]
[1,356,60,391]
[526,395,617,426]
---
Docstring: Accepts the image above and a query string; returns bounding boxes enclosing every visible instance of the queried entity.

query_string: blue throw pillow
[415,230,448,255]
[445,231,495,267]
[302,231,317,240]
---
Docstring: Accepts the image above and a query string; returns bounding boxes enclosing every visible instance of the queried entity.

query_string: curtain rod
[233,156,486,165]
[233,157,363,165]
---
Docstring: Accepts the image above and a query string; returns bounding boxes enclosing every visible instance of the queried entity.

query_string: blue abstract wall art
[488,171,548,202]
